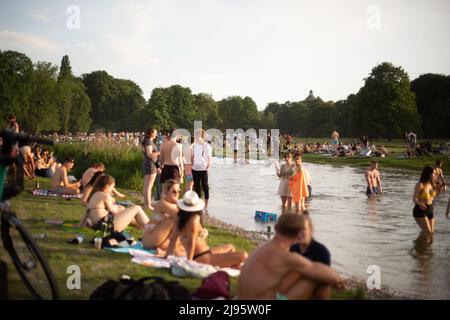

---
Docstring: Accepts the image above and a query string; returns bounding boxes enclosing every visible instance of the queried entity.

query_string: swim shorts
[413,204,434,219]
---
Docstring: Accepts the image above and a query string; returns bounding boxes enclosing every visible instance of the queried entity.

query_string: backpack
[90,276,192,300]
[192,271,230,300]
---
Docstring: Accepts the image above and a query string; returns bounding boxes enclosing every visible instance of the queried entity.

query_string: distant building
[305,90,316,101]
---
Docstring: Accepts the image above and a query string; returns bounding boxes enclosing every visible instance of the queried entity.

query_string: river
[207,157,450,299]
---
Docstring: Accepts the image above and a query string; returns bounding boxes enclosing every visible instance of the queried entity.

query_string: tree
[58,55,73,81]
[26,62,60,133]
[354,62,420,139]
[194,93,221,128]
[0,50,33,129]
[411,74,450,138]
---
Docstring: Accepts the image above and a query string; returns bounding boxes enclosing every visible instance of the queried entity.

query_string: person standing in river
[277,152,296,213]
[433,160,446,193]
[289,153,309,213]
[365,161,383,196]
[413,166,440,236]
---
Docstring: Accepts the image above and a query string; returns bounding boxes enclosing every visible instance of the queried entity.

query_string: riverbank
[302,153,450,172]
[1,178,390,300]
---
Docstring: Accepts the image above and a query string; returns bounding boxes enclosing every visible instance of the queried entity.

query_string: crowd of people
[2,114,450,300]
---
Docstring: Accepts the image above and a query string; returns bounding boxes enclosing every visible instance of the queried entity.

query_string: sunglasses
[171,189,181,195]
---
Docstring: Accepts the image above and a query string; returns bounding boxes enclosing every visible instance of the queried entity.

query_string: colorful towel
[104,242,156,255]
[32,189,82,199]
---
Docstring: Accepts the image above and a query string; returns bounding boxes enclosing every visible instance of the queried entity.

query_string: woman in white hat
[165,190,248,268]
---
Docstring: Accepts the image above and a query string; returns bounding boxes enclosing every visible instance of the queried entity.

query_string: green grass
[1,178,366,300]
[0,178,256,299]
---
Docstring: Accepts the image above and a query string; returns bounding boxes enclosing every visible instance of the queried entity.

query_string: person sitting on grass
[82,174,149,232]
[237,213,344,300]
[165,190,248,268]
[19,145,35,180]
[51,157,81,195]
[81,171,105,206]
[35,148,57,178]
[142,179,185,256]
[81,163,105,189]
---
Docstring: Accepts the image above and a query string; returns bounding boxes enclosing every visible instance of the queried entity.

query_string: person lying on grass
[237,212,345,300]
[142,179,186,256]
[164,190,248,268]
[80,174,149,232]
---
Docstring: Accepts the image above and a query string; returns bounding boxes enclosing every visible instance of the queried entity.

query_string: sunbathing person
[81,163,105,189]
[51,157,81,195]
[237,213,344,300]
[82,174,149,232]
[20,146,35,180]
[81,171,105,206]
[165,191,248,268]
[142,179,185,256]
[35,149,57,178]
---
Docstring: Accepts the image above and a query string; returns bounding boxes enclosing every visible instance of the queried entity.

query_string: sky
[1,0,449,109]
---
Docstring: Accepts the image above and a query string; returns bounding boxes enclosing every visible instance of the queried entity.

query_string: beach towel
[128,250,240,278]
[104,242,156,255]
[32,189,82,199]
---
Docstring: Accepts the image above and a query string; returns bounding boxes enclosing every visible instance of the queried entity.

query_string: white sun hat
[177,190,205,212]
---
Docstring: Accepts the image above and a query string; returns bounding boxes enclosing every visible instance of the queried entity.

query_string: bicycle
[0,129,59,299]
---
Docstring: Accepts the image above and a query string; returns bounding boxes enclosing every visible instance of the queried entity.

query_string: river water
[207,157,450,299]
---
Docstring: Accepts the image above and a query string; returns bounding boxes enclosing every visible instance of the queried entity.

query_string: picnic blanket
[129,250,240,278]
[32,189,83,199]
[104,242,156,255]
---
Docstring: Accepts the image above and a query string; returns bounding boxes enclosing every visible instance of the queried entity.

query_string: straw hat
[177,191,205,212]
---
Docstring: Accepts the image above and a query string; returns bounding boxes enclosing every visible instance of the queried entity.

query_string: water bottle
[101,222,108,238]
[35,179,39,190]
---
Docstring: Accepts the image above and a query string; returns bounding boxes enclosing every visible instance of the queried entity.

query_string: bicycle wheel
[1,213,59,300]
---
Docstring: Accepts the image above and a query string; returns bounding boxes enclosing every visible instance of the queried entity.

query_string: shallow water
[207,157,450,299]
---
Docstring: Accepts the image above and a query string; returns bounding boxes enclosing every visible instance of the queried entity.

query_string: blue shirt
[290,239,331,266]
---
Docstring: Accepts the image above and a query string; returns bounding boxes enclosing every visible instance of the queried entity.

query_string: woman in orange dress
[289,153,309,213]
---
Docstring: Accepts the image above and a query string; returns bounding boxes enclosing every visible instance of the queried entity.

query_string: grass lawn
[1,178,366,300]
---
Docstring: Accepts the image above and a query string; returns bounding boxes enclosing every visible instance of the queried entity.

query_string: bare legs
[279,271,331,300]
[414,217,434,236]
[143,173,157,210]
[113,205,149,232]
[281,196,292,213]
[194,246,248,268]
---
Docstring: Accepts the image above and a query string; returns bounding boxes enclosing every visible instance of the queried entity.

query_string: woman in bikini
[82,174,149,232]
[413,166,440,236]
[141,179,185,256]
[165,191,248,268]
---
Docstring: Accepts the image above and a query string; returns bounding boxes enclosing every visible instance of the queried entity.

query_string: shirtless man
[331,130,339,151]
[365,161,383,195]
[159,129,184,185]
[51,157,81,195]
[237,213,344,300]
[433,160,446,192]
[81,163,105,189]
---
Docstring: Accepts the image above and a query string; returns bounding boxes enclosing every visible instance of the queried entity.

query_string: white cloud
[30,13,50,24]
[0,29,60,54]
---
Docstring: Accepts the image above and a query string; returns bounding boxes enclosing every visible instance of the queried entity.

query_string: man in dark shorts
[159,128,183,185]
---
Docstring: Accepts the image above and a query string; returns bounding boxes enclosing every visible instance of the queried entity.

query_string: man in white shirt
[192,129,212,209]
[233,135,240,163]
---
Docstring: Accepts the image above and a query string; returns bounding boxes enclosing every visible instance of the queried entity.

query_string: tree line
[1,50,449,138]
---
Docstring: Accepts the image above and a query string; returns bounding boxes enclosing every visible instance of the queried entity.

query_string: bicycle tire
[1,214,59,300]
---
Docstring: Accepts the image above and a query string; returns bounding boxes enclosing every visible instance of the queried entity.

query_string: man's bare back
[160,140,182,166]
[51,166,67,189]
